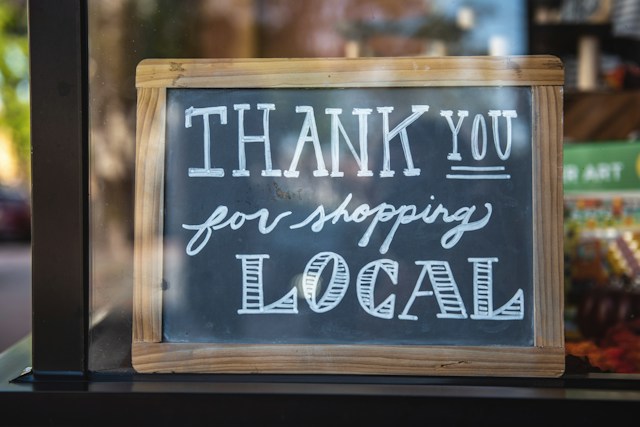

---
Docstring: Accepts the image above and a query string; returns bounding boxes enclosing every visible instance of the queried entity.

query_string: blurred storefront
[563,141,640,372]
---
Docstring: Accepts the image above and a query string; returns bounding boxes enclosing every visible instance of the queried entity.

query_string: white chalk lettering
[420,261,468,319]
[290,193,493,254]
[357,259,398,319]
[184,195,492,257]
[325,107,373,177]
[489,110,517,160]
[398,258,523,321]
[183,104,520,179]
[173,95,531,336]
[469,257,524,320]
[233,253,522,322]
[440,110,469,161]
[377,105,428,177]
[302,252,350,313]
[284,106,329,178]
[471,113,488,160]
[185,106,227,177]
[182,206,291,256]
[236,254,298,314]
[232,103,281,177]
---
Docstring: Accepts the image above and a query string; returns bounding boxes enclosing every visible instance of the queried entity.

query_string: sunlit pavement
[0,241,31,354]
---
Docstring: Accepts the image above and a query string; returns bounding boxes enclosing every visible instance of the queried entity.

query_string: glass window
[88,0,640,376]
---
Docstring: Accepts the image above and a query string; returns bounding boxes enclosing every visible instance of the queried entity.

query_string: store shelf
[564,90,640,141]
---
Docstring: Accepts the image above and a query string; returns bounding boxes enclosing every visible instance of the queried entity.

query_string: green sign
[564,141,640,193]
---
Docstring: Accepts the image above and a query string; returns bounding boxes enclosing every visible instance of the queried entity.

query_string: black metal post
[28,0,88,377]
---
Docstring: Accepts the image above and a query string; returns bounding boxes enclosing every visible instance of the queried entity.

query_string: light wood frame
[133,56,565,377]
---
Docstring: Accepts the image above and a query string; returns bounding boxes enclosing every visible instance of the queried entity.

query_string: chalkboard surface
[162,86,533,346]
[133,57,565,377]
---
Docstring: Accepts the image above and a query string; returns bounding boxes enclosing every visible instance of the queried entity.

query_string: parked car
[0,185,30,241]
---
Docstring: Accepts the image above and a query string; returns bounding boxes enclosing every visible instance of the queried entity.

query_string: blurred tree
[0,0,29,183]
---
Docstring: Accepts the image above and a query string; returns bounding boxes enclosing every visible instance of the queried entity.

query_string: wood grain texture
[133,87,166,343]
[133,57,565,377]
[532,86,565,349]
[132,342,565,376]
[136,56,564,89]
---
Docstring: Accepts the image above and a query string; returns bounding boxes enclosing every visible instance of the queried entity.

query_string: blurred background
[2,0,640,374]
[0,0,29,354]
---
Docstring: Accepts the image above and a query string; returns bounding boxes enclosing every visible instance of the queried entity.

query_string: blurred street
[0,241,31,354]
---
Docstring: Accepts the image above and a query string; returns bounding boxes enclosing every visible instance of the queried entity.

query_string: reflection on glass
[88,0,527,372]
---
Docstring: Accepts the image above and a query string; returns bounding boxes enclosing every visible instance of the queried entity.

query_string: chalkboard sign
[133,57,565,377]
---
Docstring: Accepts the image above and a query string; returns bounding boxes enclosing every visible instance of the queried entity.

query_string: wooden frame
[133,56,564,377]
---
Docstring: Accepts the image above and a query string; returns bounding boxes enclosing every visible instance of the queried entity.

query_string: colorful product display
[564,142,640,373]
